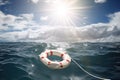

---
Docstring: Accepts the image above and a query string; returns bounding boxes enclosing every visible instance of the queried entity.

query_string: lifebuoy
[39,50,71,69]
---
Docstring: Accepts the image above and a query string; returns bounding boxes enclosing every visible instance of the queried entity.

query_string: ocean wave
[0,42,119,80]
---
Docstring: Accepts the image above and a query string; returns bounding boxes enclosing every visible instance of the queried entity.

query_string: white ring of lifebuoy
[39,50,71,69]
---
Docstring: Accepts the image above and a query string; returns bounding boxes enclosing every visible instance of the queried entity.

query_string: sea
[0,42,120,80]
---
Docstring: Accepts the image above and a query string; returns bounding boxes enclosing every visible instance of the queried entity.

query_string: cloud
[108,12,120,29]
[0,11,38,31]
[31,0,39,3]
[40,16,48,21]
[0,0,9,6]
[0,31,28,42]
[20,14,34,21]
[0,11,120,42]
[94,0,107,3]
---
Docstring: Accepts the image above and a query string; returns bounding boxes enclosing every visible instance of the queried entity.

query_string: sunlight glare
[53,3,70,17]
[48,0,77,26]
[45,0,88,27]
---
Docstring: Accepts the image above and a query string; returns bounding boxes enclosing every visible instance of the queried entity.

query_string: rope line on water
[71,58,111,80]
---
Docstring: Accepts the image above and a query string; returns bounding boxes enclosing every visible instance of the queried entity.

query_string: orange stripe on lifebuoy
[50,51,53,56]
[41,56,44,59]
[61,54,64,57]
[66,59,70,63]
[48,61,51,65]
[59,62,63,67]
[46,52,48,57]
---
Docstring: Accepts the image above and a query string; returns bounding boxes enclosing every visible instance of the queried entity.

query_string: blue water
[0,42,120,80]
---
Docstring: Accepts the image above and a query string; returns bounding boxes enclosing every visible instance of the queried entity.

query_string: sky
[0,0,120,42]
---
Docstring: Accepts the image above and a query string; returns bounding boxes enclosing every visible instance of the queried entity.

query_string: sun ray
[43,0,90,41]
[44,0,90,26]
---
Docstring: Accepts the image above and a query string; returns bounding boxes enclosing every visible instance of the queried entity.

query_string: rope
[71,58,111,80]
